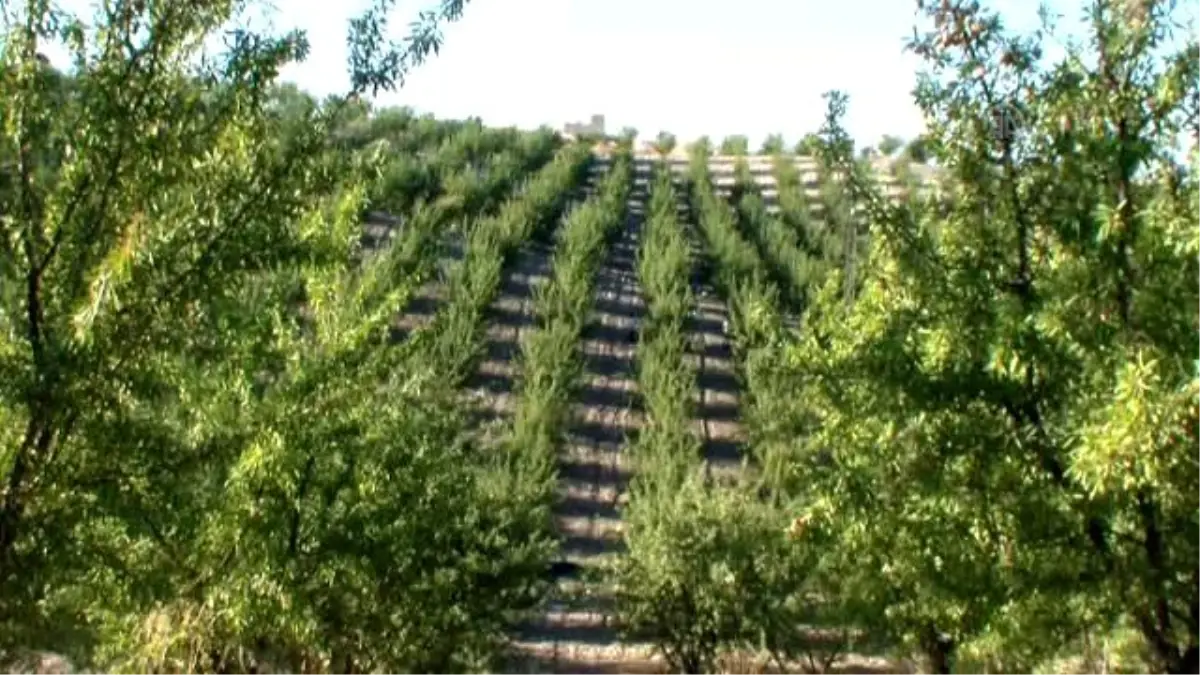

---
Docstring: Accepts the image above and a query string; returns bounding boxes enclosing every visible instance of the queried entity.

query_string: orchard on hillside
[613,0,1197,673]
[0,0,1196,673]
[0,0,579,670]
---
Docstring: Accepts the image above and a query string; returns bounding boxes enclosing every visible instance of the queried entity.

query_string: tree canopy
[0,0,576,670]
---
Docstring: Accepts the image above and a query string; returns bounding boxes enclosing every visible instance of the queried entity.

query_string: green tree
[877,134,904,156]
[794,132,823,157]
[777,1,1199,672]
[268,82,319,123]
[903,134,931,163]
[760,133,786,155]
[652,130,677,158]
[719,134,749,156]
[0,0,563,670]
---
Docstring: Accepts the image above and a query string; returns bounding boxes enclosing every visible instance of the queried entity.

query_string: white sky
[268,0,1095,148]
[39,0,1199,149]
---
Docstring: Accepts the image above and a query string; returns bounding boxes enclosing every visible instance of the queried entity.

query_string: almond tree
[877,134,905,156]
[0,0,564,670]
[760,133,787,155]
[719,134,749,156]
[652,130,677,158]
[795,132,823,157]
[903,134,932,163]
[778,0,1198,671]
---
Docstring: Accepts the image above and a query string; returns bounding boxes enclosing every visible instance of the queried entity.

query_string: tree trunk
[921,626,955,675]
[1161,645,1199,674]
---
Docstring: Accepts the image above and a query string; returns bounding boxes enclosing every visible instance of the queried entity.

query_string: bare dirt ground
[461,241,555,425]
[387,233,464,342]
[500,159,765,673]
[502,159,657,674]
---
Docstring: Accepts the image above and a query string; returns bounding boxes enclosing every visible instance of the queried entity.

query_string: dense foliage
[506,142,632,500]
[0,0,594,670]
[756,1,1196,672]
[718,135,750,157]
[612,1,1197,673]
[1,0,1195,673]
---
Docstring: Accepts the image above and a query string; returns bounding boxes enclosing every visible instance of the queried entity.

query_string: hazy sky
[42,0,1197,149]
[266,0,1095,148]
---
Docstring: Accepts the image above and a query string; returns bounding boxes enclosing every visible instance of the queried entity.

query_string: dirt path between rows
[504,159,652,674]
[504,159,757,673]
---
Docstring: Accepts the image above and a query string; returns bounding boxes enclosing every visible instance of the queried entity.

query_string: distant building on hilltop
[563,114,605,138]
